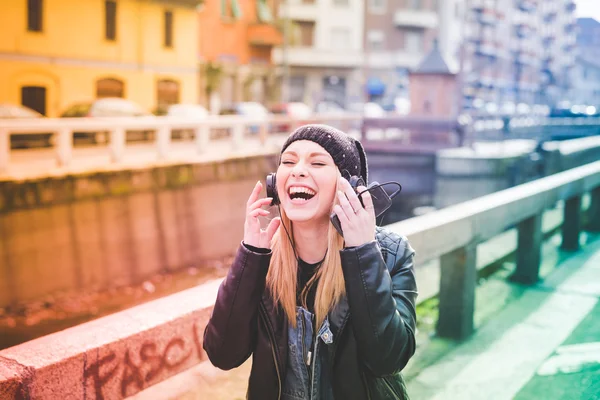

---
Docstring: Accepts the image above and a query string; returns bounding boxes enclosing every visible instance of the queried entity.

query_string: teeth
[288,186,316,196]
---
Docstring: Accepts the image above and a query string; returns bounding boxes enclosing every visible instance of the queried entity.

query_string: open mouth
[288,186,316,203]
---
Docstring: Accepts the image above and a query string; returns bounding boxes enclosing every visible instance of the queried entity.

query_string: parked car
[164,103,210,140]
[314,101,347,115]
[165,104,209,118]
[220,102,270,134]
[347,102,387,118]
[269,102,313,132]
[0,104,53,149]
[60,98,153,143]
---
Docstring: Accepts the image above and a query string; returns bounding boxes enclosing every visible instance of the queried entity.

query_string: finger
[265,217,281,240]
[340,178,363,212]
[333,205,349,227]
[249,197,273,211]
[337,190,356,218]
[249,209,269,218]
[357,186,375,216]
[247,181,263,207]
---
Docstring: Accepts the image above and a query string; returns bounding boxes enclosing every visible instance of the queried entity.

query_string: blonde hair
[266,180,346,328]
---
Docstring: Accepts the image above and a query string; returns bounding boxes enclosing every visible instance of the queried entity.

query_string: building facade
[198,0,282,111]
[273,0,365,109]
[363,0,440,108]
[460,0,577,112]
[0,0,201,117]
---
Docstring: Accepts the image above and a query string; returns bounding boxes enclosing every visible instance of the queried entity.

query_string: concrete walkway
[408,234,600,400]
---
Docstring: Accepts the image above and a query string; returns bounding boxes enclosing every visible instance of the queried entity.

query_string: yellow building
[0,0,201,117]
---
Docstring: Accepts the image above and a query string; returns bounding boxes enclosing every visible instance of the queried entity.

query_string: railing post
[437,243,477,340]
[588,186,600,233]
[110,127,126,163]
[0,128,9,173]
[56,128,72,167]
[157,126,171,160]
[259,122,269,146]
[562,195,582,251]
[195,124,210,154]
[231,123,244,151]
[511,213,543,284]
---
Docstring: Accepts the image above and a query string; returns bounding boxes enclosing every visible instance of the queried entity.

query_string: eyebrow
[282,151,331,158]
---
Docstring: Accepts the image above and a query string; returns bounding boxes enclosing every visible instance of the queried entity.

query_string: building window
[105,0,117,41]
[27,0,43,32]
[221,0,243,20]
[369,0,386,13]
[21,86,46,115]
[404,30,423,53]
[295,21,315,46]
[164,10,173,47]
[408,0,421,10]
[157,79,180,113]
[96,78,124,98]
[256,0,273,23]
[290,76,306,102]
[331,27,351,49]
[367,30,385,51]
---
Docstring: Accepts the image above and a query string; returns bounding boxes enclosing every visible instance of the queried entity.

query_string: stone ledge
[0,279,222,399]
[0,154,278,213]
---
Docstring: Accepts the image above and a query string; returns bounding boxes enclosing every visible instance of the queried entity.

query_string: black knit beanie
[280,124,368,184]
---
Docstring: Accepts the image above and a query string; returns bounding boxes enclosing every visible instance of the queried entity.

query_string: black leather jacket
[203,227,418,399]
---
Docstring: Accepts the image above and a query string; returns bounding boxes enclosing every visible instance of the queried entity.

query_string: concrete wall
[0,154,278,308]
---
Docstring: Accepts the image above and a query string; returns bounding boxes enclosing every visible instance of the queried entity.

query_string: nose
[291,162,307,178]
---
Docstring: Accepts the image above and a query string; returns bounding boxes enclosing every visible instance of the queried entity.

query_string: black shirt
[297,258,321,313]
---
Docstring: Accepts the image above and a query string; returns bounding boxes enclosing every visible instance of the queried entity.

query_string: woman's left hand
[333,177,376,247]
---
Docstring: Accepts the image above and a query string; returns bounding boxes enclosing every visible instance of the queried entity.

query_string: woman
[203,124,418,399]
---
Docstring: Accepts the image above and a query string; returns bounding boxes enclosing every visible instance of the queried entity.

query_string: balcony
[564,22,577,33]
[473,39,498,58]
[515,24,533,39]
[247,23,283,47]
[542,34,556,46]
[394,9,439,29]
[565,1,576,12]
[518,0,537,13]
[273,47,362,68]
[278,1,318,21]
[475,8,498,26]
[544,11,557,23]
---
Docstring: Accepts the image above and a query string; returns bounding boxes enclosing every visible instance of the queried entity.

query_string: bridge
[0,116,599,399]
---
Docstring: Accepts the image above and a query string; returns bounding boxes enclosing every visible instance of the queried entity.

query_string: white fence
[0,114,363,173]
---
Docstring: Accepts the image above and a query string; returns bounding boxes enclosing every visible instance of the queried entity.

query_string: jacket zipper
[259,303,282,400]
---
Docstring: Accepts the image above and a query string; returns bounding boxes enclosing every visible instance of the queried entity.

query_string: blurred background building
[197,0,281,112]
[272,0,365,111]
[0,0,200,117]
[363,0,440,110]
[0,0,590,118]
[569,17,600,109]
[459,0,578,114]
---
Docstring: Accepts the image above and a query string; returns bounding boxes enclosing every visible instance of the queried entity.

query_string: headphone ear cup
[266,173,279,205]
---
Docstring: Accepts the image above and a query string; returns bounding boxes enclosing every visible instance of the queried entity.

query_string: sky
[576,0,600,21]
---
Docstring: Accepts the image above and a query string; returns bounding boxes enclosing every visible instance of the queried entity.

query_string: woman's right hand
[244,181,281,249]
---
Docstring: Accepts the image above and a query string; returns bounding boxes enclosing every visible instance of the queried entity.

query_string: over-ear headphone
[266,172,279,206]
